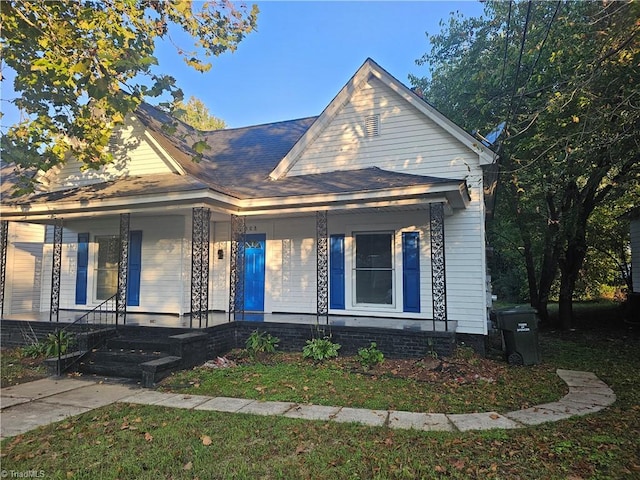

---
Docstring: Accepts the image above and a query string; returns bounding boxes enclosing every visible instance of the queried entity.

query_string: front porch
[1,309,456,332]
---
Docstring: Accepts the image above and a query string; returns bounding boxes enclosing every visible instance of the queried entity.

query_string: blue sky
[1,1,485,130]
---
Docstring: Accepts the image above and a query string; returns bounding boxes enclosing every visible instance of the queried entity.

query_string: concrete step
[90,350,166,364]
[106,337,172,353]
[78,349,177,379]
[78,360,143,379]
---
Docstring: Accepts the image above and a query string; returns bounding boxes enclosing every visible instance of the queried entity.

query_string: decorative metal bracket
[430,203,448,329]
[117,213,130,326]
[229,214,246,321]
[0,221,8,318]
[316,211,329,324]
[191,207,211,328]
[50,219,63,322]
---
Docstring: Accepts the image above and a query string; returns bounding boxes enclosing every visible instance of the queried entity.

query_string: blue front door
[244,234,266,312]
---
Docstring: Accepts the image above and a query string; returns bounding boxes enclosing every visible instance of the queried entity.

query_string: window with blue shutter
[329,235,345,309]
[127,231,142,306]
[75,233,89,304]
[402,232,420,313]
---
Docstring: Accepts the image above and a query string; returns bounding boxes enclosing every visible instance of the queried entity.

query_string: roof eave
[1,180,468,221]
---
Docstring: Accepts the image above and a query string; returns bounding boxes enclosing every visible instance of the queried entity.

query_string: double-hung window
[354,232,394,305]
[95,235,119,300]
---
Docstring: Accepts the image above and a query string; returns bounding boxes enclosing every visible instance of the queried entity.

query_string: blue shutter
[402,232,420,313]
[75,233,89,305]
[330,235,345,310]
[127,231,142,306]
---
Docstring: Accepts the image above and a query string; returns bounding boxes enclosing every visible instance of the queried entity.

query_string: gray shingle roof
[135,103,464,200]
[1,102,467,209]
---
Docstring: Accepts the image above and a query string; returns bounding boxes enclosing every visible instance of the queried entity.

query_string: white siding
[40,216,186,315]
[632,218,640,293]
[211,222,230,311]
[269,217,318,313]
[44,115,180,191]
[4,223,45,315]
[288,77,480,180]
[30,208,487,334]
[444,196,488,335]
[40,225,78,313]
[280,75,488,334]
[133,216,186,314]
[209,211,487,335]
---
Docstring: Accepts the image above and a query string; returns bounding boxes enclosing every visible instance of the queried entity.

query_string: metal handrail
[55,294,117,375]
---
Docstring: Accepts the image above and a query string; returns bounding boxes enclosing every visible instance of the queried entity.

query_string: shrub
[357,342,384,370]
[44,331,74,357]
[302,337,341,362]
[21,330,74,358]
[22,342,46,358]
[245,330,279,358]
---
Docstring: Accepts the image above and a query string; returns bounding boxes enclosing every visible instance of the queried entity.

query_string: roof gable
[35,114,185,192]
[269,58,497,181]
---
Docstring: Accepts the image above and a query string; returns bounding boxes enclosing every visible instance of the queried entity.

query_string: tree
[0,0,258,193]
[173,96,227,131]
[411,1,640,328]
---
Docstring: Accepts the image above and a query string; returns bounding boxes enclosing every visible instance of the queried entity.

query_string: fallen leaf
[489,413,500,420]
[202,435,212,446]
[184,461,193,470]
[144,432,153,442]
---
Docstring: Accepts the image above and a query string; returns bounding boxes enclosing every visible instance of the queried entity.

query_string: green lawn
[2,304,639,479]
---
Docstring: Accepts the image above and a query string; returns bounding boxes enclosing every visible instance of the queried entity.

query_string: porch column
[316,210,329,324]
[191,207,211,328]
[117,213,130,326]
[430,202,448,329]
[229,214,246,321]
[0,220,8,318]
[50,219,63,322]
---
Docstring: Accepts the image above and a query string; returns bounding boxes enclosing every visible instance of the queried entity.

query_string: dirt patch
[365,355,506,384]
[1,348,47,387]
[222,347,510,385]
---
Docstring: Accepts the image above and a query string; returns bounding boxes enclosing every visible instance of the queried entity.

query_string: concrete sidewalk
[0,369,615,439]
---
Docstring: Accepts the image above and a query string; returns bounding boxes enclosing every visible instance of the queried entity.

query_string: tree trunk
[558,274,575,331]
[522,235,540,306]
[558,230,588,331]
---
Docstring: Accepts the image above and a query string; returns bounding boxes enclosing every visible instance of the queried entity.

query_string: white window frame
[94,234,119,301]
[351,231,395,308]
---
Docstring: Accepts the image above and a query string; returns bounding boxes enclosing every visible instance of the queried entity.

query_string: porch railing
[54,294,117,376]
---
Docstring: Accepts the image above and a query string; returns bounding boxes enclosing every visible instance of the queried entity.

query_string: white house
[1,59,498,341]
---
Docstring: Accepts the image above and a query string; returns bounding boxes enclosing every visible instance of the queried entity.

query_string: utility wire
[499,0,513,91]
[509,1,562,132]
[504,0,533,140]
[498,0,561,172]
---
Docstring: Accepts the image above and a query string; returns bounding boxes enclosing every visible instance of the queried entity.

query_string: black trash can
[496,306,541,365]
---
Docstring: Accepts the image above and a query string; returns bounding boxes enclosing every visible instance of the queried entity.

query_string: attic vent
[365,114,380,138]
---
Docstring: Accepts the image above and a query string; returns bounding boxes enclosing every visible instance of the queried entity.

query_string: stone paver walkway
[0,369,615,439]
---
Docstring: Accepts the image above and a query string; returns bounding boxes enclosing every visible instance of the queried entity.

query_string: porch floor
[1,310,456,332]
